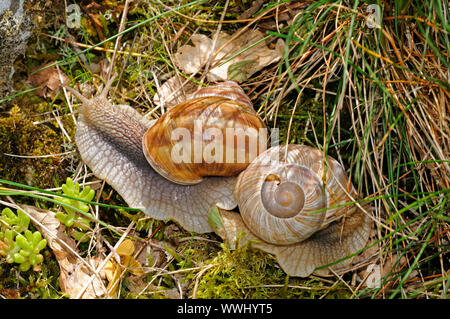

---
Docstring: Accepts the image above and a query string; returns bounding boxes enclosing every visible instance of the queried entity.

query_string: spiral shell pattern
[234,144,358,245]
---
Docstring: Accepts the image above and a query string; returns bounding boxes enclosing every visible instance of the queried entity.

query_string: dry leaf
[28,63,70,98]
[104,239,144,298]
[238,0,266,20]
[115,239,134,256]
[175,34,212,74]
[174,29,284,83]
[104,259,122,298]
[58,254,107,299]
[155,29,284,107]
[20,205,108,299]
[115,239,144,276]
[0,288,21,299]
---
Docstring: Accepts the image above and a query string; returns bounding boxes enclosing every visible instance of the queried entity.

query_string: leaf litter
[19,204,144,299]
[20,205,108,298]
[154,28,284,107]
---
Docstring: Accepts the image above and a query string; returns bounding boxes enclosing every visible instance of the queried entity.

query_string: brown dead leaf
[175,34,212,75]
[238,0,266,20]
[174,29,284,83]
[20,205,108,299]
[58,254,107,299]
[156,29,284,106]
[28,63,70,98]
[0,288,21,299]
[104,239,144,298]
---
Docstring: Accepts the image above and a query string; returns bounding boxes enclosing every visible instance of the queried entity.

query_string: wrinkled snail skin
[142,81,267,185]
[218,144,372,277]
[66,79,237,234]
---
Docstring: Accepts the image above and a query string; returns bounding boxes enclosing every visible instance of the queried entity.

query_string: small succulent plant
[0,208,47,272]
[0,229,17,263]
[55,177,95,242]
[1,207,30,234]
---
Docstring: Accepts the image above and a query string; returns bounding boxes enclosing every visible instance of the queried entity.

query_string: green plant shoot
[12,230,47,271]
[55,177,95,242]
[1,207,30,234]
[56,177,95,227]
[0,227,47,272]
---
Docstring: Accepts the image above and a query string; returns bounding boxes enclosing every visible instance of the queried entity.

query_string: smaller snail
[65,78,265,233]
[212,144,372,277]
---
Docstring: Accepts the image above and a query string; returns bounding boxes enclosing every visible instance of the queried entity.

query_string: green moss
[0,255,62,299]
[0,214,62,299]
[193,243,284,299]
[189,240,355,299]
[0,97,75,188]
[268,96,325,147]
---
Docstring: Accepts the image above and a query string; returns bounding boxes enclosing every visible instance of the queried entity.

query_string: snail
[65,78,266,233]
[211,144,372,277]
[65,76,370,277]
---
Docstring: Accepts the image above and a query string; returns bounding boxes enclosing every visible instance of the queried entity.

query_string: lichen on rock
[0,0,35,102]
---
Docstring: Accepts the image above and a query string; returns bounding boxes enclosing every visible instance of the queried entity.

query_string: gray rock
[0,0,34,102]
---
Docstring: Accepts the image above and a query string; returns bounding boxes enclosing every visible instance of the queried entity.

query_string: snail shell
[213,144,372,277]
[235,144,359,245]
[65,77,239,233]
[142,81,267,185]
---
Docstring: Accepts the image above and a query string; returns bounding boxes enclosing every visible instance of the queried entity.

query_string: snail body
[67,78,264,233]
[213,144,371,277]
[143,81,267,185]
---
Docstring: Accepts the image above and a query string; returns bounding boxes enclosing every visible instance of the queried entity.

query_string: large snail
[211,144,372,277]
[65,78,266,233]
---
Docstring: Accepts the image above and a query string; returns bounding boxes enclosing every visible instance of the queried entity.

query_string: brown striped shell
[143,81,267,185]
